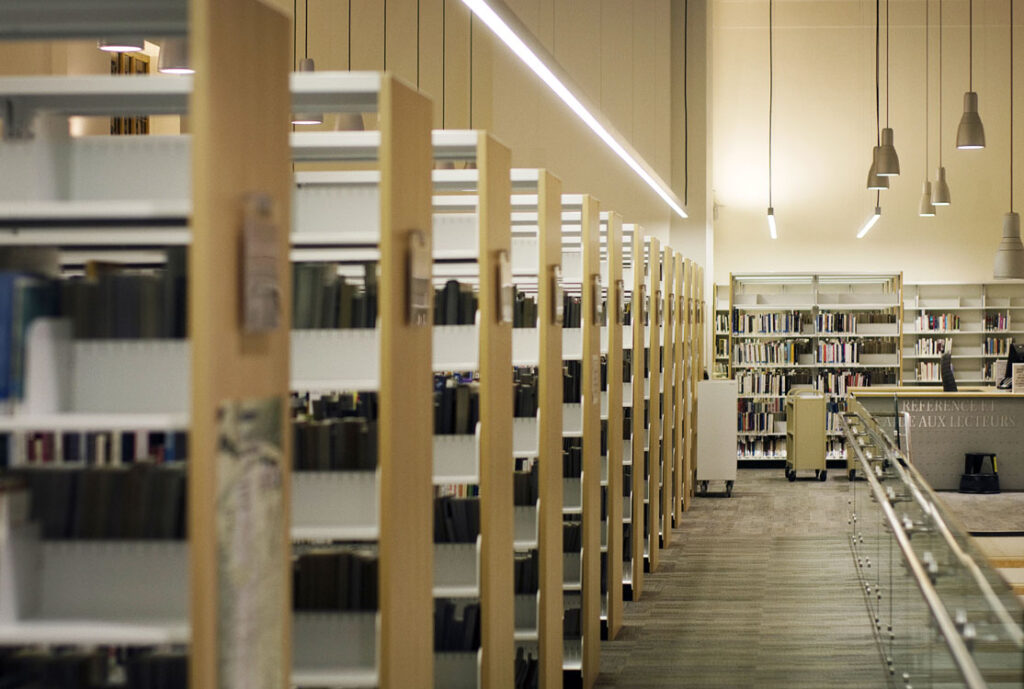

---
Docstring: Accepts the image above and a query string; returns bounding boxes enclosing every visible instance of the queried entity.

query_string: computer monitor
[940,352,957,392]
[997,341,1024,389]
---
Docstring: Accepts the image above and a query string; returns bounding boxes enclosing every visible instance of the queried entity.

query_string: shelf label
[498,250,513,324]
[407,229,431,326]
[241,193,281,334]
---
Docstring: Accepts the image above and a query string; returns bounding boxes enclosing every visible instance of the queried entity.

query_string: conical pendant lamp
[957,0,987,149]
[766,0,778,238]
[996,0,1024,279]
[98,38,145,52]
[876,0,900,176]
[158,38,193,74]
[919,182,936,216]
[292,0,323,126]
[932,0,951,205]
[920,0,936,216]
[866,0,891,189]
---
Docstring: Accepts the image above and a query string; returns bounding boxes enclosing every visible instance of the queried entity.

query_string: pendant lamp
[157,38,193,74]
[995,0,1024,279]
[766,0,778,238]
[98,39,145,52]
[875,0,900,176]
[920,0,936,216]
[866,0,890,190]
[932,0,951,205]
[957,0,987,149]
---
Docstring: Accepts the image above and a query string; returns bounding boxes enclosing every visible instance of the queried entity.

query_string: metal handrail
[841,411,991,689]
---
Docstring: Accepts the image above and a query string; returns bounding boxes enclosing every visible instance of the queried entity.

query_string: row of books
[514,648,539,689]
[563,360,583,402]
[715,313,730,332]
[622,349,633,381]
[433,495,480,543]
[732,310,803,334]
[915,362,944,381]
[292,262,377,329]
[915,337,953,355]
[826,439,848,460]
[621,522,633,562]
[984,337,1010,355]
[513,460,538,506]
[816,341,861,364]
[623,407,634,440]
[292,416,377,471]
[562,295,583,328]
[513,368,538,418]
[434,600,481,652]
[513,549,539,594]
[434,375,479,435]
[736,437,786,458]
[293,390,378,423]
[292,546,378,611]
[563,519,582,552]
[738,399,784,415]
[513,290,538,328]
[563,438,582,477]
[825,405,845,433]
[7,430,187,467]
[715,339,729,357]
[15,466,186,540]
[733,341,802,365]
[434,279,478,326]
[815,312,856,332]
[0,648,187,689]
[813,371,879,395]
[915,313,960,332]
[563,607,582,639]
[985,312,1009,331]
[737,412,778,433]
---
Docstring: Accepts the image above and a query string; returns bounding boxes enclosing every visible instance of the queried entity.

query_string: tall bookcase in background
[901,282,1024,384]
[728,273,902,465]
[713,284,730,380]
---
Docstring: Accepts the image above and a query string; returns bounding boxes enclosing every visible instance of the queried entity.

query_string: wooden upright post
[673,254,685,525]
[646,238,662,574]
[629,226,646,598]
[660,247,674,546]
[603,212,624,640]
[189,1,291,687]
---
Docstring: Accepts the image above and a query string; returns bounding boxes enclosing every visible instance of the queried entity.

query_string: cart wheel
[701,481,709,496]
[819,470,828,482]
[814,469,820,478]
[725,481,734,498]
[848,469,856,482]
[786,469,796,482]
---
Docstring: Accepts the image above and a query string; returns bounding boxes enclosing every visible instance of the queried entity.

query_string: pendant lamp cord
[304,0,309,59]
[885,0,890,127]
[939,0,943,165]
[293,0,297,70]
[969,0,974,90]
[926,0,930,173]
[347,0,352,70]
[1012,0,1015,211]
[769,0,773,207]
[875,0,880,145]
[384,0,388,71]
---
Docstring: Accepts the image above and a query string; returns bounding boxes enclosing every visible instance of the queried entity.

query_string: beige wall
[713,0,1024,285]
[301,0,709,257]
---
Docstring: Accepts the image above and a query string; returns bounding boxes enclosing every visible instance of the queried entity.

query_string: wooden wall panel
[385,0,419,85]
[351,0,385,70]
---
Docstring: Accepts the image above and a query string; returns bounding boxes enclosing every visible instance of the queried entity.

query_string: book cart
[288,72,436,687]
[0,4,300,689]
[597,213,626,641]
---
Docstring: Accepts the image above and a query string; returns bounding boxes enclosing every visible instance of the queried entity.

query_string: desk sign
[1014,363,1024,394]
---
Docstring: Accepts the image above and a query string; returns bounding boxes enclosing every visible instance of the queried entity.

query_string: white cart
[696,380,738,497]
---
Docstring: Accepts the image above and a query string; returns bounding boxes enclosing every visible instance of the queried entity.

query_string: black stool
[958,453,1000,494]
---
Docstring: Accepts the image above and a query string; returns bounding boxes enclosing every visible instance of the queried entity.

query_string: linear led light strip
[462,0,687,219]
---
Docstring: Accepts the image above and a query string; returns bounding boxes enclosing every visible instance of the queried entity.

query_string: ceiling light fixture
[867,0,890,190]
[98,39,145,53]
[766,0,777,239]
[875,0,900,176]
[460,0,687,219]
[157,38,193,75]
[292,0,324,126]
[858,194,883,239]
[995,0,1024,279]
[957,0,987,149]
[932,0,951,205]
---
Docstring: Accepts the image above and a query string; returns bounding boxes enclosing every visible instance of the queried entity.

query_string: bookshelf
[598,212,625,641]
[713,283,730,379]
[658,247,676,548]
[287,74,436,688]
[0,5,296,689]
[505,167,565,689]
[624,225,644,604]
[671,254,686,521]
[728,273,902,464]
[901,282,1024,385]
[642,237,663,574]
[428,133,514,689]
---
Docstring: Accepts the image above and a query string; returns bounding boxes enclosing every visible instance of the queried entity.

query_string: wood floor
[596,469,891,688]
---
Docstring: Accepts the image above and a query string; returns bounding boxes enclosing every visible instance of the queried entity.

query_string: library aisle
[595,470,889,688]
